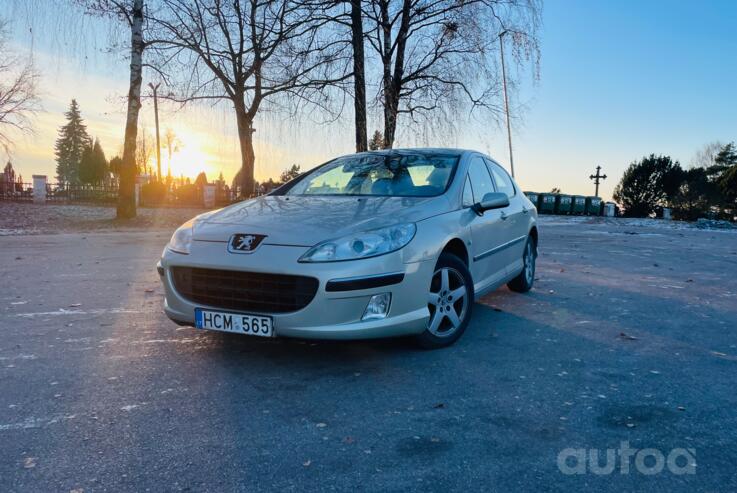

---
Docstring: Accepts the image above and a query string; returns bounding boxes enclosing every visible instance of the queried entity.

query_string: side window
[462,175,474,207]
[486,161,515,198]
[467,157,496,203]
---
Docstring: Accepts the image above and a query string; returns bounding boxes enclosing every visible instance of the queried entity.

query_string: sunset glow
[165,128,217,180]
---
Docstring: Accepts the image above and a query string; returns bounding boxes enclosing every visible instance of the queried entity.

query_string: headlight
[167,219,194,254]
[299,223,416,262]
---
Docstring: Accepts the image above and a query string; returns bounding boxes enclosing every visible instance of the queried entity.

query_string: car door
[464,156,512,293]
[485,159,529,275]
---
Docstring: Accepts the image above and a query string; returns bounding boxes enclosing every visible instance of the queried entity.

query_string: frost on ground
[0,202,209,235]
[537,214,737,233]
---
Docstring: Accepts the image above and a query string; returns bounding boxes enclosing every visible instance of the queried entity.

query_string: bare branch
[365,0,541,148]
[144,0,351,195]
[0,18,41,153]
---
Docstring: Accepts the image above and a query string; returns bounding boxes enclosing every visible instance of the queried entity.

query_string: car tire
[416,252,474,349]
[507,235,536,293]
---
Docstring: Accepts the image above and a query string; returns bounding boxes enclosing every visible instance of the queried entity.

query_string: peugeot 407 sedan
[158,149,538,348]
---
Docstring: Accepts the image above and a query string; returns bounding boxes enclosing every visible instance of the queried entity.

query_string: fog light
[362,293,391,321]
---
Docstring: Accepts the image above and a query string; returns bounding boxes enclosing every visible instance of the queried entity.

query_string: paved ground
[1,206,737,491]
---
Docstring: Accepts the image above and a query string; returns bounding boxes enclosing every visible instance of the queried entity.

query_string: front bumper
[158,241,434,340]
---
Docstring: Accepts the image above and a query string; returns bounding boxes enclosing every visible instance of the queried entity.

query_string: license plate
[195,308,273,337]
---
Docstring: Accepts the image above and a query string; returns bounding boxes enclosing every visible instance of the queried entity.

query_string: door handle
[522,207,529,214]
[500,211,508,220]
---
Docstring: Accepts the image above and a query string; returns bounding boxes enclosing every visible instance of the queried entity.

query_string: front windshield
[285,153,459,197]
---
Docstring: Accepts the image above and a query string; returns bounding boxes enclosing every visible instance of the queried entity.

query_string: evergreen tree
[90,139,108,184]
[613,154,682,217]
[368,130,383,151]
[108,156,123,178]
[54,99,91,186]
[78,139,108,185]
[78,143,94,185]
[279,164,301,183]
[669,167,720,221]
[715,142,737,207]
[194,171,208,188]
[719,165,737,207]
[714,142,737,168]
[231,168,242,192]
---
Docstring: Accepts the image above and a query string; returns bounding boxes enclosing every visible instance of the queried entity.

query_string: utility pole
[148,82,162,182]
[589,165,607,197]
[499,30,515,178]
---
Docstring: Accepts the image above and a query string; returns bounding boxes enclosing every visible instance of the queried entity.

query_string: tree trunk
[234,99,256,198]
[380,0,411,150]
[379,0,394,149]
[152,85,162,182]
[116,0,144,219]
[383,90,399,149]
[350,0,367,152]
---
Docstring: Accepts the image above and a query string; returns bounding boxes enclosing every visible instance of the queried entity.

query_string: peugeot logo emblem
[228,233,266,254]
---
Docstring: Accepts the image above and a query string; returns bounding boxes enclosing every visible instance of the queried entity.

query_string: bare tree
[136,128,155,174]
[317,1,368,153]
[350,0,368,152]
[364,0,541,149]
[78,0,147,218]
[346,1,367,152]
[163,127,178,176]
[147,0,351,197]
[691,141,724,169]
[0,18,40,153]
[7,0,148,217]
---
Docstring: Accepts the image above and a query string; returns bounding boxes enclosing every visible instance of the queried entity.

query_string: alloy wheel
[427,267,469,337]
[524,240,535,285]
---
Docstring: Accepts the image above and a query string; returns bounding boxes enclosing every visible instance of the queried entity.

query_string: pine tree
[715,142,737,206]
[78,143,94,185]
[368,130,383,151]
[109,156,123,179]
[714,142,737,169]
[613,154,682,217]
[194,171,208,188]
[78,139,108,185]
[279,164,301,183]
[90,139,108,184]
[54,99,91,186]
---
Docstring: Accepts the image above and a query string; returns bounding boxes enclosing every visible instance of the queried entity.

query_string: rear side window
[486,160,515,198]
[467,157,496,202]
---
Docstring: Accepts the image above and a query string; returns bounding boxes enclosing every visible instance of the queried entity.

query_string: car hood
[193,195,450,246]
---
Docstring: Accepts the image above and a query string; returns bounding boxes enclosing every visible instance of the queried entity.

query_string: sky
[2,0,736,201]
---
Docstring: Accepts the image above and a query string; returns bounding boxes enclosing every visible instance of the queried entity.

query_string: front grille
[171,267,319,313]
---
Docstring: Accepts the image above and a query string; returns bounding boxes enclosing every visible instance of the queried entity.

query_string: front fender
[402,209,470,264]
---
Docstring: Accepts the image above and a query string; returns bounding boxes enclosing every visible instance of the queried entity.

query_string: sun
[166,128,215,180]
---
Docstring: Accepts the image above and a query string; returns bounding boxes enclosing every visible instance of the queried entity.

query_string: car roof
[346,147,474,158]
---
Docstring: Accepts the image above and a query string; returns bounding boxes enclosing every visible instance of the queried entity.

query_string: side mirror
[473,192,509,215]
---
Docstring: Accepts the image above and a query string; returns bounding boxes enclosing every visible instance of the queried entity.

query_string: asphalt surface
[1,218,736,492]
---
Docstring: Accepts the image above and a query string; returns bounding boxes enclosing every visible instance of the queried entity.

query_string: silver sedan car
[158,148,538,348]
